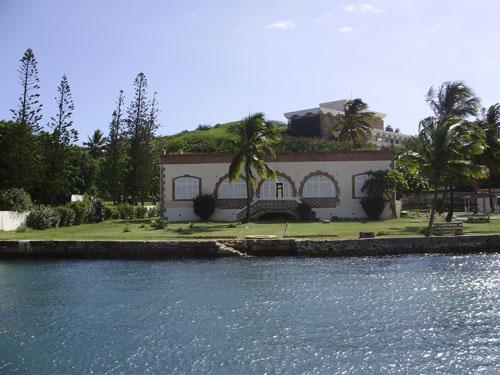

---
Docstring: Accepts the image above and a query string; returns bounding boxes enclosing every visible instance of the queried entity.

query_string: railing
[236,200,300,220]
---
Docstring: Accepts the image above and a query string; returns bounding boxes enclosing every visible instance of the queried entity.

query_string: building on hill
[160,150,400,222]
[284,99,411,147]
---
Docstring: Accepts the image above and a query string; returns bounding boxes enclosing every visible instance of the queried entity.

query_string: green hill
[156,120,379,154]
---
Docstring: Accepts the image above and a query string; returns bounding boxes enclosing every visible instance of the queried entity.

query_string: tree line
[0,49,160,205]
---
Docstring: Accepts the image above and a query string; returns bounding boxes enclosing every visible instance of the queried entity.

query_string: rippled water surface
[0,255,499,374]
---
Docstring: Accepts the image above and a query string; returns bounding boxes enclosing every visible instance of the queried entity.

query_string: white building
[284,99,412,147]
[160,150,398,222]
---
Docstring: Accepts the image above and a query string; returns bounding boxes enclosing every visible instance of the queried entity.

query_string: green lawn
[1,217,500,241]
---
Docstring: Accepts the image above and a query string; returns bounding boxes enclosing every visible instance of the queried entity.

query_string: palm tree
[425,81,482,221]
[333,99,375,147]
[403,115,485,235]
[84,129,108,158]
[426,81,480,120]
[477,104,500,212]
[229,113,277,222]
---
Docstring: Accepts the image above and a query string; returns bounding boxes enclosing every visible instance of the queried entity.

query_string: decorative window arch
[173,175,201,200]
[352,173,369,199]
[302,174,337,198]
[216,177,247,199]
[257,173,296,199]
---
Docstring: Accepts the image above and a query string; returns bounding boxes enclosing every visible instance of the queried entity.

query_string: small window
[260,177,292,199]
[354,174,369,198]
[174,177,199,200]
[217,178,246,199]
[303,175,336,198]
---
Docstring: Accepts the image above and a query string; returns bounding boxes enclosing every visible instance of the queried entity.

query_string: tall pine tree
[41,74,79,204]
[11,48,43,132]
[1,48,43,193]
[126,73,150,204]
[101,90,127,203]
[145,91,160,198]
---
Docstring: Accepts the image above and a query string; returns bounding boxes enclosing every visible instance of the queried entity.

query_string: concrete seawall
[0,235,499,259]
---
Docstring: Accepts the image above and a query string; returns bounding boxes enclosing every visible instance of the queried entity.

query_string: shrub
[360,197,385,220]
[105,206,120,220]
[55,206,76,227]
[297,202,315,220]
[193,194,216,220]
[135,205,148,219]
[27,206,60,230]
[117,203,135,220]
[147,206,160,218]
[0,188,33,212]
[71,200,90,225]
[150,218,168,229]
[88,198,105,223]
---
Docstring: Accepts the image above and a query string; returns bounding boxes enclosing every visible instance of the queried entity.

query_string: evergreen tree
[1,49,43,194]
[41,75,79,204]
[125,73,150,204]
[144,91,160,198]
[10,48,43,132]
[101,90,127,202]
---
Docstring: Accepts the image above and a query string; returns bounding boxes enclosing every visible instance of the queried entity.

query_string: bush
[150,218,168,229]
[105,206,120,220]
[193,194,216,220]
[71,200,90,225]
[135,205,148,219]
[360,197,385,219]
[88,198,105,223]
[54,206,76,227]
[465,216,490,223]
[0,188,33,212]
[27,206,60,230]
[297,202,316,220]
[117,203,135,220]
[147,206,160,218]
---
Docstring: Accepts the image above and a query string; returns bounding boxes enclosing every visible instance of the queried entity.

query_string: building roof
[284,99,386,120]
[160,150,395,164]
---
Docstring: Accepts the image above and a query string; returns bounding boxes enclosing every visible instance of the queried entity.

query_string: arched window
[303,175,336,197]
[260,177,293,199]
[173,176,200,200]
[353,174,369,198]
[217,178,246,199]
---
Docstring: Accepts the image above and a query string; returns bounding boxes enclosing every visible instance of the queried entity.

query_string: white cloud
[263,20,294,31]
[343,3,382,14]
[339,26,354,34]
[360,3,382,13]
[317,11,333,22]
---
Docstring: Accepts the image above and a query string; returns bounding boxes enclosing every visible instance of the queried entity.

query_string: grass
[1,217,500,241]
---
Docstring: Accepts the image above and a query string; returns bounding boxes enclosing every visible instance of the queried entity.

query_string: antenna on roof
[350,90,353,99]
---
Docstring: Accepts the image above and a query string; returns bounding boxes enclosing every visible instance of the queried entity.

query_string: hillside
[156,120,378,154]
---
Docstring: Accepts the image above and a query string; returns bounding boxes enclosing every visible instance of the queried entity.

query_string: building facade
[160,150,396,222]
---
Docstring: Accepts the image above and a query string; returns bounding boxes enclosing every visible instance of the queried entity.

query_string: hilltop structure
[284,99,411,148]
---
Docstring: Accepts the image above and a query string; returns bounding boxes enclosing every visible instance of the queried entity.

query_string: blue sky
[1,0,499,141]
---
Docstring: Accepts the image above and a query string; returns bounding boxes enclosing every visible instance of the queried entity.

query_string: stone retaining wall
[0,235,499,259]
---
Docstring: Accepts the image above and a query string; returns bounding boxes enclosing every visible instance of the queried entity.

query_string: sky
[1,0,500,142]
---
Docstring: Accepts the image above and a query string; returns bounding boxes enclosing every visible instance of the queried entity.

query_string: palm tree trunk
[446,179,454,222]
[244,164,251,223]
[426,175,439,236]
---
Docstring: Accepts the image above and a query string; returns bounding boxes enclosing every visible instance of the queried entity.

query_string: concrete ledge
[0,235,499,259]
